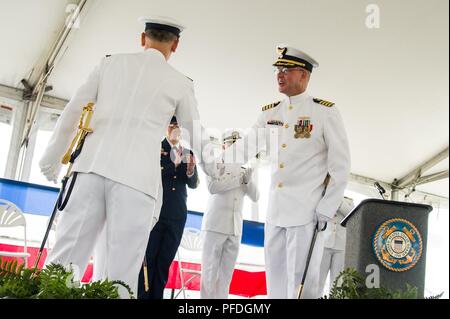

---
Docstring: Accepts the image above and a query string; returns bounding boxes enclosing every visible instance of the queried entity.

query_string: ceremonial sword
[297,173,330,299]
[33,103,94,269]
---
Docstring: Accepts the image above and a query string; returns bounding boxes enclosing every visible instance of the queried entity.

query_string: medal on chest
[294,117,313,139]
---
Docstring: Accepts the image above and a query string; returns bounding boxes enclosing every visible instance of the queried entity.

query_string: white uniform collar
[143,48,166,60]
[287,91,310,104]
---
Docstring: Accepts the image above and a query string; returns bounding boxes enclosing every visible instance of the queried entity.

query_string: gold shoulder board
[313,98,335,107]
[262,101,281,112]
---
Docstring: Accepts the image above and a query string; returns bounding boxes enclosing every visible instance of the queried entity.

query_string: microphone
[374,182,386,199]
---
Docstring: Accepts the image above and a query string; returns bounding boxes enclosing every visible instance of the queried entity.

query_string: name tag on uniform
[267,120,284,126]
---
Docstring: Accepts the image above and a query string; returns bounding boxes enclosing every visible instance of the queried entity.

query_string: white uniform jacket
[225,92,351,227]
[202,166,259,236]
[40,49,207,201]
[323,197,354,250]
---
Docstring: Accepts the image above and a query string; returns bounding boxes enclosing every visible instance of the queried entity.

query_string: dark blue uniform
[138,138,199,299]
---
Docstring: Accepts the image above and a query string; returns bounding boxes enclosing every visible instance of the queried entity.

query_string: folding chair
[0,199,31,267]
[173,227,203,299]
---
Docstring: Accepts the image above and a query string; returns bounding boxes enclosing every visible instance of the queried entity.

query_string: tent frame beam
[20,0,89,147]
[4,0,89,181]
[415,170,449,186]
[0,83,68,111]
[349,173,448,207]
[391,147,449,200]
[395,147,449,188]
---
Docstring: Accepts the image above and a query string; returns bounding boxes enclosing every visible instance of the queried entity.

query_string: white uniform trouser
[91,183,162,283]
[46,173,156,298]
[264,222,325,299]
[92,224,107,281]
[318,248,345,296]
[200,231,240,299]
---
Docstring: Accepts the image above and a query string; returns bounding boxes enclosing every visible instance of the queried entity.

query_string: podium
[341,199,432,297]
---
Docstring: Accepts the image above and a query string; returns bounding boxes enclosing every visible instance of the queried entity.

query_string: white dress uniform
[318,196,354,295]
[39,17,210,298]
[224,46,351,299]
[201,164,259,299]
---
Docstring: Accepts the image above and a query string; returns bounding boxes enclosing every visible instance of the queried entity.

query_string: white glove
[316,214,331,232]
[242,167,253,184]
[40,163,59,184]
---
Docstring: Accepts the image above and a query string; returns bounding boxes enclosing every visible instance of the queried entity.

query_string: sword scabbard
[297,284,304,299]
[142,253,150,292]
[143,263,149,292]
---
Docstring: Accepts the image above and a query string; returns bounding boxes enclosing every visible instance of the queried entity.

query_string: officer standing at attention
[39,16,208,298]
[318,196,354,295]
[138,116,199,299]
[200,131,259,299]
[223,45,351,299]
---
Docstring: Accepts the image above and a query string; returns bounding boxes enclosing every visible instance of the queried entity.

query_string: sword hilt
[61,102,94,165]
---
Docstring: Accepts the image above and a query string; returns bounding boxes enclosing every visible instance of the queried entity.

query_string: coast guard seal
[373,218,423,272]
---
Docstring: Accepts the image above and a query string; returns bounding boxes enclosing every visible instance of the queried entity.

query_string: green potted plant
[323,268,443,299]
[0,258,132,299]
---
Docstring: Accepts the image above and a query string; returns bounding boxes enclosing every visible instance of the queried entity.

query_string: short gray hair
[145,29,178,43]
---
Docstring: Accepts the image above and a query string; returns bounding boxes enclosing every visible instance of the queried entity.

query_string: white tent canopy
[0,0,448,205]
